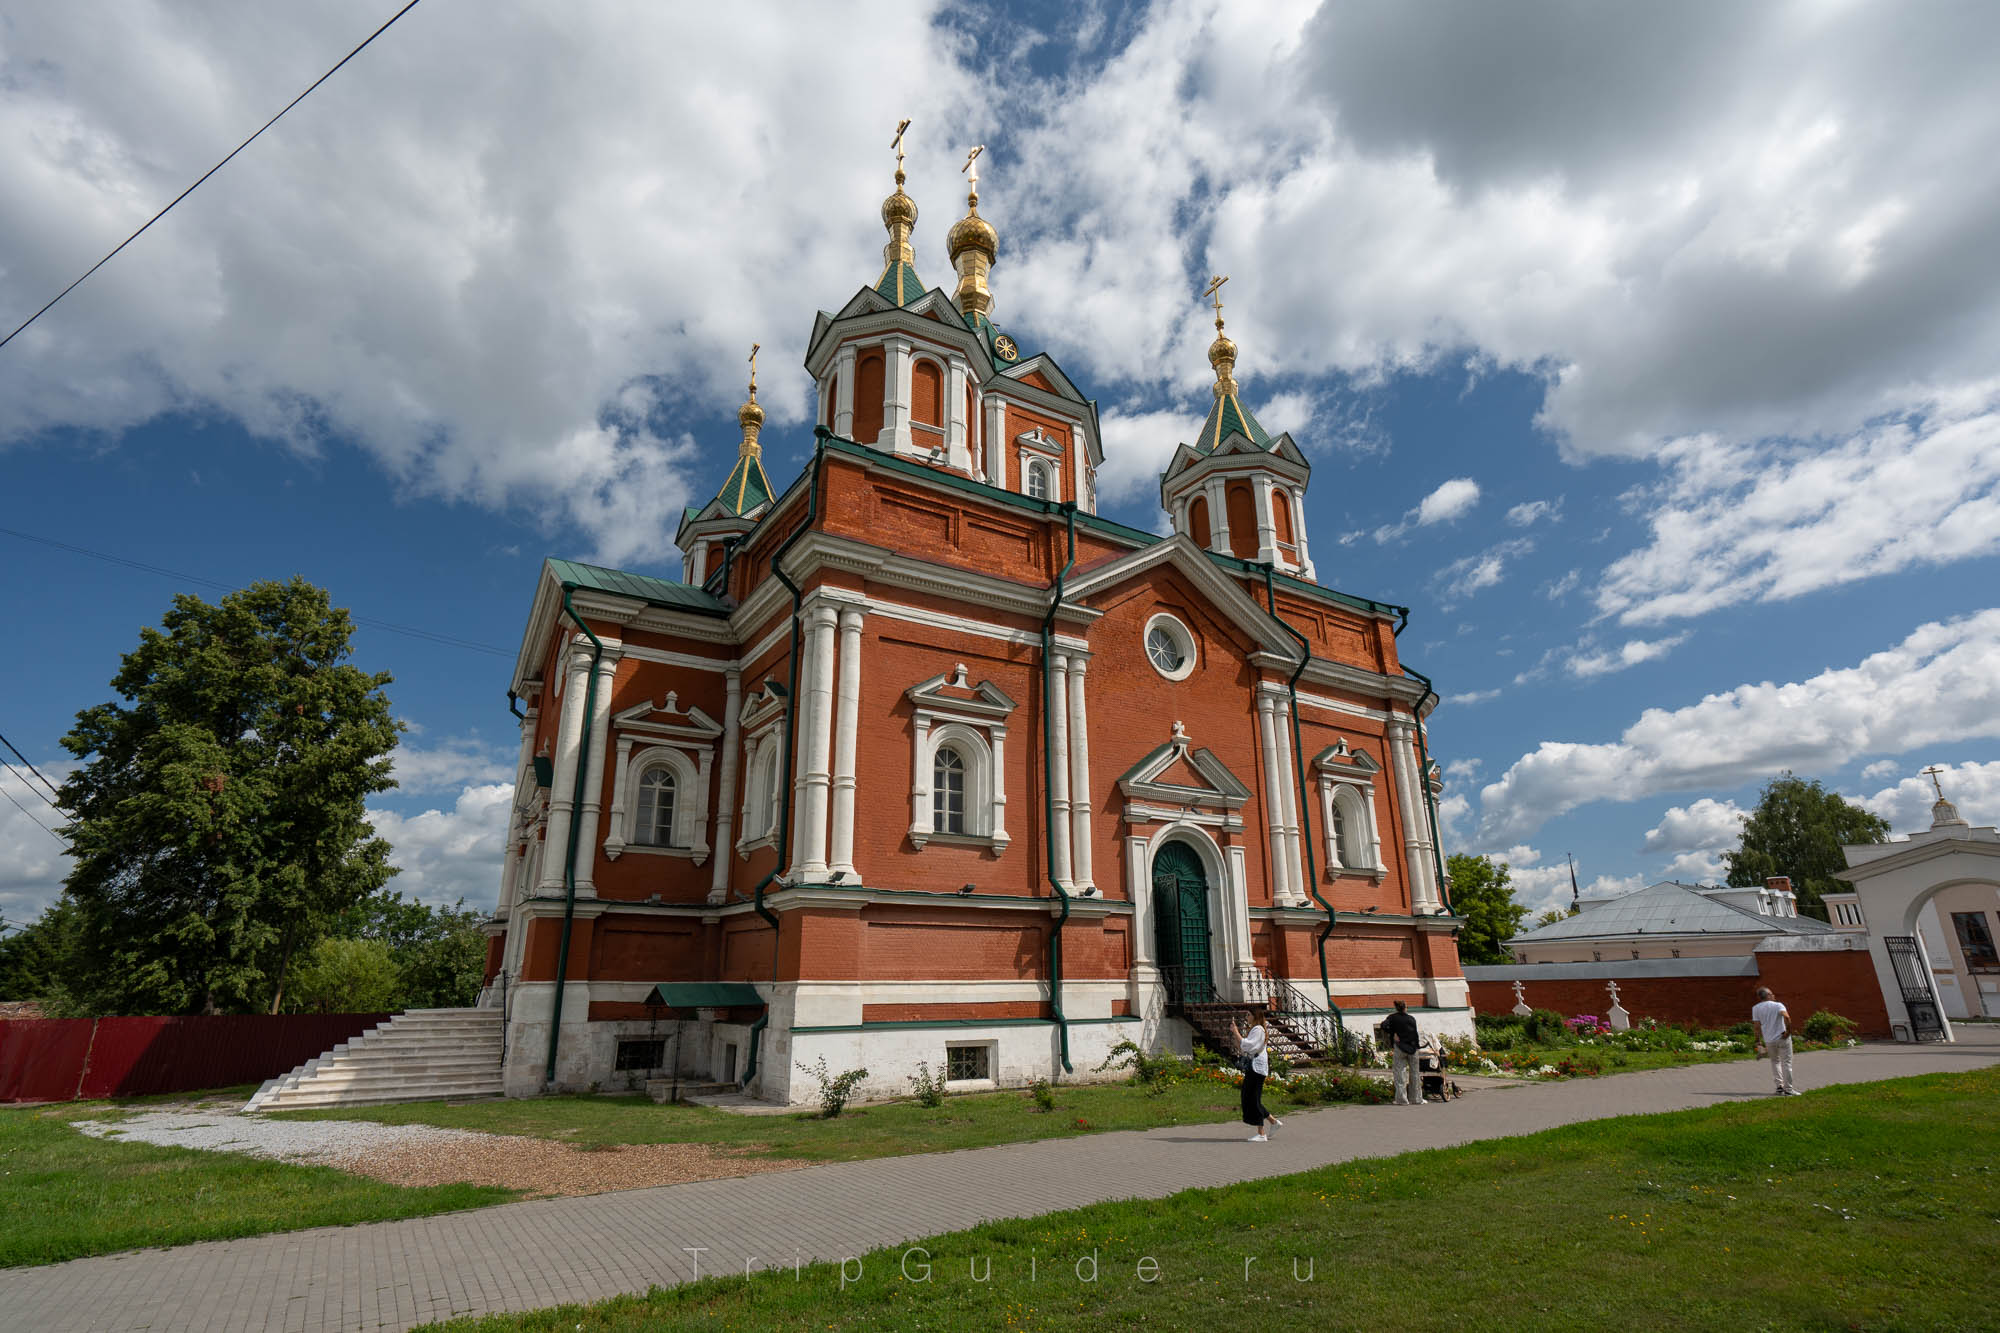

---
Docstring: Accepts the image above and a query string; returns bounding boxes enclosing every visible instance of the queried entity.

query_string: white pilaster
[575,647,621,894]
[1048,651,1073,889]
[829,606,864,878]
[1208,478,1231,554]
[1065,655,1093,891]
[884,336,914,455]
[1290,488,1315,578]
[498,706,539,914]
[1387,718,1436,911]
[798,604,838,878]
[1254,474,1280,566]
[983,396,1007,486]
[1254,691,1291,905]
[908,712,932,847]
[603,734,636,860]
[945,360,971,474]
[1271,692,1306,907]
[834,344,856,439]
[1127,836,1155,968]
[989,726,1010,850]
[537,642,594,892]
[709,669,741,902]
[1227,845,1256,994]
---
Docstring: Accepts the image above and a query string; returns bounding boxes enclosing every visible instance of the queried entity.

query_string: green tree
[1725,773,1890,921]
[287,936,403,1014]
[55,578,400,1015]
[335,890,489,1009]
[1447,852,1530,965]
[1533,908,1570,928]
[0,904,78,1006]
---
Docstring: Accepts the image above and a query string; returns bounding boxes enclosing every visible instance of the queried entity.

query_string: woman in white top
[1232,1003,1281,1141]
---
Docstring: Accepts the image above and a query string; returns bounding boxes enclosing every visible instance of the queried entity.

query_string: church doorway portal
[1153,840,1216,1010]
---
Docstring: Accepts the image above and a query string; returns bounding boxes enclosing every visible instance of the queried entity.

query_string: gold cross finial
[962,144,984,194]
[1203,274,1229,324]
[1923,765,1947,800]
[748,342,759,398]
[892,118,912,179]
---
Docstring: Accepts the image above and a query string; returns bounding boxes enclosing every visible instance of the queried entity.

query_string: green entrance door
[1152,841,1215,1008]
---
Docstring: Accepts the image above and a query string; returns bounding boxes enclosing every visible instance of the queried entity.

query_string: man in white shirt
[1751,986,1800,1096]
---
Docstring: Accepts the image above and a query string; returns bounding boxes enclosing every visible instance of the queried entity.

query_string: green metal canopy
[645,982,766,1009]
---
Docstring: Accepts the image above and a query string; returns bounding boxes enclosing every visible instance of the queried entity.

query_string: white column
[691,748,714,863]
[575,647,621,893]
[1048,652,1073,889]
[1252,476,1277,564]
[834,345,857,438]
[945,361,971,473]
[709,669,741,902]
[1127,836,1155,968]
[984,397,1007,486]
[884,336,914,455]
[1271,692,1306,907]
[603,734,636,860]
[1254,692,1291,905]
[1227,845,1257,994]
[497,706,539,914]
[537,642,593,891]
[989,725,1010,850]
[1291,488,1315,578]
[798,604,838,877]
[829,606,864,878]
[1208,478,1231,554]
[1065,655,1093,891]
[1387,718,1436,911]
[908,713,932,847]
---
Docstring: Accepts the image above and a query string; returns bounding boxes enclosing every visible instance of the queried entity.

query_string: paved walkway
[5,1033,1995,1332]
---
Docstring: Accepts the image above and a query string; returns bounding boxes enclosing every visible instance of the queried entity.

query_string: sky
[3,0,1999,928]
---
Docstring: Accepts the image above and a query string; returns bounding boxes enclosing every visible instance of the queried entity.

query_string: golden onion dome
[1208,324,1239,393]
[738,395,765,433]
[947,194,997,263]
[882,175,918,231]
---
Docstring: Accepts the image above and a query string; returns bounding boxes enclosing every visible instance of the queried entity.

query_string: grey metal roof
[547,558,728,617]
[1506,881,1837,945]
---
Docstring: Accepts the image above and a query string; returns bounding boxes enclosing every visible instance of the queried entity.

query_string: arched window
[635,767,676,847]
[1026,461,1050,500]
[854,351,886,444]
[1226,482,1258,559]
[1272,487,1295,547]
[933,746,967,834]
[1329,799,1352,868]
[1189,495,1211,548]
[912,359,944,427]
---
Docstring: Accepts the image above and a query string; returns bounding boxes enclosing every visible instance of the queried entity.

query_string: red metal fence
[0,1013,390,1102]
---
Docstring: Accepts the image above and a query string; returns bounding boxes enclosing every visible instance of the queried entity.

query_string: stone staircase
[245,1008,504,1111]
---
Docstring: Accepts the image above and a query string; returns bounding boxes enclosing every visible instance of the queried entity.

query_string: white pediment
[612,692,723,742]
[906,663,1017,724]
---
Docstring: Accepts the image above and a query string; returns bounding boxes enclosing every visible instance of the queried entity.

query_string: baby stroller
[1418,1046,1461,1102]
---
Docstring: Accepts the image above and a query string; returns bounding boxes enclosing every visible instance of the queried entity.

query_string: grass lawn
[274,1076,1263,1161]
[419,1066,2000,1332]
[0,1101,517,1268]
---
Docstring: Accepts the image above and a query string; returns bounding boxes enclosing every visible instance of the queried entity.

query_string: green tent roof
[645,982,766,1009]
[1193,387,1272,454]
[874,259,926,307]
[711,452,774,517]
[547,558,728,616]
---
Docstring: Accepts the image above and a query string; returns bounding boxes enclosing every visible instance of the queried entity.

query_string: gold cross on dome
[892,118,911,174]
[962,144,984,192]
[1923,765,1947,800]
[1203,274,1229,316]
[748,343,759,395]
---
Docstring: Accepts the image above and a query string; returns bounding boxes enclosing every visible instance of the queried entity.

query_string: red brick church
[483,139,1466,1102]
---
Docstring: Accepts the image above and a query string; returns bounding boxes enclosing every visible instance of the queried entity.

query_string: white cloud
[1641,798,1748,855]
[1444,757,1482,780]
[1096,405,1201,507]
[0,2,984,566]
[1446,688,1500,707]
[1568,632,1691,680]
[389,734,513,796]
[1662,850,1728,884]
[1856,760,2000,836]
[1505,497,1562,527]
[1542,569,1581,601]
[1594,389,2000,625]
[1434,537,1534,606]
[0,765,72,923]
[366,783,513,911]
[1416,477,1481,525]
[1477,609,2000,843]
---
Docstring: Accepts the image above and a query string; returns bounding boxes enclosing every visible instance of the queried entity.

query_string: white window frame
[944,1040,997,1089]
[1312,739,1385,882]
[602,694,719,865]
[1026,459,1050,499]
[1143,612,1196,682]
[1014,427,1065,500]
[734,681,790,857]
[906,665,1014,853]
[620,747,702,856]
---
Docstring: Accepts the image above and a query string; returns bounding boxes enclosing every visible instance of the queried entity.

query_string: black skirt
[1241,1070,1269,1126]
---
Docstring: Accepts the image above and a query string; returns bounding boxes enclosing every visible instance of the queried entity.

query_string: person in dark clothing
[1232,1003,1280,1140]
[1379,1000,1422,1106]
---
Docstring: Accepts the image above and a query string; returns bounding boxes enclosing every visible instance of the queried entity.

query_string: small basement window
[615,1038,666,1072]
[946,1044,991,1082]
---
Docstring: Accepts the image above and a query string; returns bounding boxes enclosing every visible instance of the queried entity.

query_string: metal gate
[1152,841,1215,1009]
[1884,935,1946,1041]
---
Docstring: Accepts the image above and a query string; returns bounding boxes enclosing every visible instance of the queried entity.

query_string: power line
[0,0,425,353]
[0,728,63,804]
[0,776,68,848]
[0,757,61,817]
[0,527,510,658]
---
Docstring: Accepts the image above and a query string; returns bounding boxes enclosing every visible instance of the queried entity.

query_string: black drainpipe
[740,428,829,1089]
[544,586,605,1086]
[1040,501,1078,1074]
[1260,564,1344,1048]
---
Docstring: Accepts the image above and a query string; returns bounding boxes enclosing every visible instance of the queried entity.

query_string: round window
[1144,614,1195,680]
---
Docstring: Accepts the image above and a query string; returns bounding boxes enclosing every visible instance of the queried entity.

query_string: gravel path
[73,1112,804,1196]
